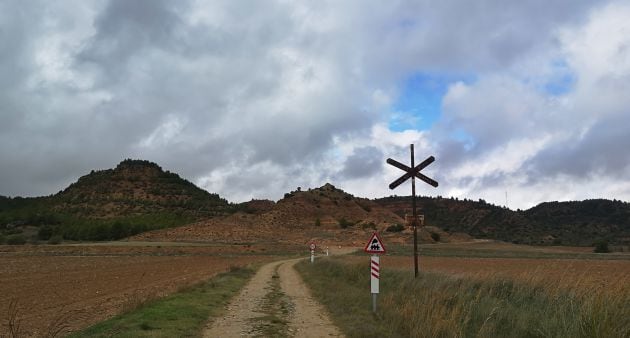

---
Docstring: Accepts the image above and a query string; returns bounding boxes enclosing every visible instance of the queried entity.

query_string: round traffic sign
[310,243,316,250]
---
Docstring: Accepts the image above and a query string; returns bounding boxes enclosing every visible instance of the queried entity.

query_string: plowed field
[0,245,277,337]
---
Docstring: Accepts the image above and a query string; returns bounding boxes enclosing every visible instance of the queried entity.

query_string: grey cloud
[339,146,384,179]
[351,0,597,81]
[526,113,630,182]
[0,0,621,209]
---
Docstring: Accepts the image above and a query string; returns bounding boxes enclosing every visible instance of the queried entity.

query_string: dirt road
[204,253,349,337]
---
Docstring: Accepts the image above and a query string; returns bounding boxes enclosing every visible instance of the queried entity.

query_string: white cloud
[2,0,630,211]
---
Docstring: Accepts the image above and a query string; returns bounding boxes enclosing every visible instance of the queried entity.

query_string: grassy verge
[70,266,255,337]
[296,257,630,338]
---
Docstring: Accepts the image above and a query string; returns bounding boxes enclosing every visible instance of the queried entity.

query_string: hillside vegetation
[376,196,630,246]
[0,159,233,242]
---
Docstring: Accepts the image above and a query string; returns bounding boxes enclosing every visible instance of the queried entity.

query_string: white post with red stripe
[371,254,380,313]
[364,232,386,314]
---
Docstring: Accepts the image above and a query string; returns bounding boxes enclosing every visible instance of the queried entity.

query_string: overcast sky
[2,0,630,209]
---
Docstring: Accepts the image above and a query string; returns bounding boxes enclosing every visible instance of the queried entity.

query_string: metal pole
[411,144,418,278]
[372,293,377,313]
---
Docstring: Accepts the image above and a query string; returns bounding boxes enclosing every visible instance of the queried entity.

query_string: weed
[43,307,88,338]
[5,299,22,338]
[251,267,292,337]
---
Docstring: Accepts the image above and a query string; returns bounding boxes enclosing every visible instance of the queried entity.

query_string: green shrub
[594,239,610,253]
[386,223,405,232]
[7,234,26,245]
[338,218,354,229]
[48,235,63,245]
[110,221,128,239]
[314,218,321,227]
[38,225,54,240]
[431,232,441,242]
[361,222,377,230]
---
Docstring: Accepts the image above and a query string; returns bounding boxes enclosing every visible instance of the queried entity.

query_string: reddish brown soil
[0,245,277,337]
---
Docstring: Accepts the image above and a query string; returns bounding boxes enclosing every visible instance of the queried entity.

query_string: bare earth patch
[0,246,273,337]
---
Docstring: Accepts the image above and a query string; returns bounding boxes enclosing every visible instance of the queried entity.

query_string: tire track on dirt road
[204,249,353,337]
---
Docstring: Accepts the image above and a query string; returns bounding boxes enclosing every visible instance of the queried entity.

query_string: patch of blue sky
[451,129,476,151]
[543,59,576,96]
[389,72,476,132]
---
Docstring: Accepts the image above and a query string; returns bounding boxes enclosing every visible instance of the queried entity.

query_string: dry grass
[342,255,630,295]
[298,256,630,337]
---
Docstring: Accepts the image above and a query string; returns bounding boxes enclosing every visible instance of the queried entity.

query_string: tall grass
[296,257,630,337]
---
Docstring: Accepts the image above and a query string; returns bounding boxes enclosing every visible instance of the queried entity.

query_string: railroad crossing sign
[386,144,438,278]
[387,156,438,189]
[364,232,385,313]
[364,232,386,254]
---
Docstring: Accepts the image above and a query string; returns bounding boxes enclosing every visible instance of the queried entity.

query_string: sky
[1,0,630,210]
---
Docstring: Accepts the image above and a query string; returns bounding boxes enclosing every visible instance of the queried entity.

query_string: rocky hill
[133,183,398,245]
[55,159,231,218]
[0,159,233,241]
[375,196,630,246]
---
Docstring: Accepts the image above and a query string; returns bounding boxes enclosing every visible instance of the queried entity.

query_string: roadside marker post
[364,232,386,313]
[310,242,316,263]
[387,144,438,278]
[371,255,379,313]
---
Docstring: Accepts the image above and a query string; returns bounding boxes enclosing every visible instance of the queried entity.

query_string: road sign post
[386,145,438,278]
[310,242,316,263]
[371,255,379,313]
[364,232,386,313]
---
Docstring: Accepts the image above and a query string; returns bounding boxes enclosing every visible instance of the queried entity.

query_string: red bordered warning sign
[364,232,386,254]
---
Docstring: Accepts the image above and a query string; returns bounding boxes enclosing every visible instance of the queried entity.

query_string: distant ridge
[375,196,630,246]
[1,159,629,246]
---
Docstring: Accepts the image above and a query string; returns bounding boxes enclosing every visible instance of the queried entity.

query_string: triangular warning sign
[364,232,386,254]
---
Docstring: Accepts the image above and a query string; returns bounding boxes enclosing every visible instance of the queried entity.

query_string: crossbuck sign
[387,144,438,278]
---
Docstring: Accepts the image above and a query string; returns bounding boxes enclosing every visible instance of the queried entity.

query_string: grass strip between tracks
[69,265,256,338]
[296,257,630,338]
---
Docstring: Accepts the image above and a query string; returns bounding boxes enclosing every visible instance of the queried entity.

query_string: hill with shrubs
[375,196,630,246]
[132,183,459,245]
[0,159,232,242]
[2,159,629,247]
